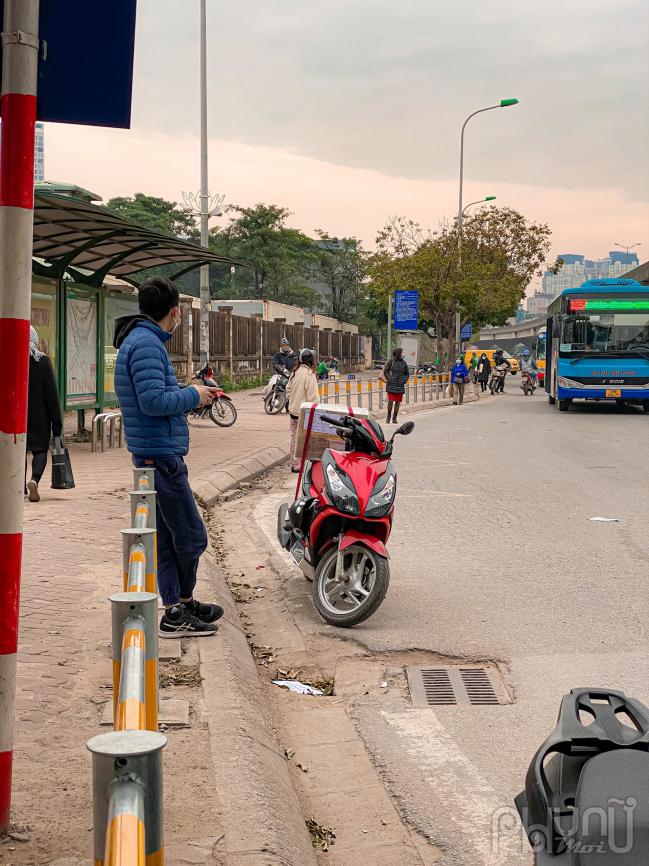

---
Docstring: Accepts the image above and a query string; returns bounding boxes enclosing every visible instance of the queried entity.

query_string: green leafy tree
[209,203,318,307]
[105,193,197,238]
[367,208,556,363]
[310,231,366,321]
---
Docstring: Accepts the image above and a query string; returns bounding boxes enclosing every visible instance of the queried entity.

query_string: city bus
[546,278,649,412]
[535,327,546,386]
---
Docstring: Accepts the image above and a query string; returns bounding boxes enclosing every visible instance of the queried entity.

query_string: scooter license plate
[606,389,622,398]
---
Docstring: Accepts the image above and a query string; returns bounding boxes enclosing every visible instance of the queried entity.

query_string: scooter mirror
[395,421,414,436]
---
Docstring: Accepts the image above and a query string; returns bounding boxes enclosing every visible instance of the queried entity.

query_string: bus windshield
[560,312,649,354]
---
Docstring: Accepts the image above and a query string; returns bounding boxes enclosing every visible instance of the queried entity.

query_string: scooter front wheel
[264,392,286,415]
[210,397,237,427]
[312,544,389,627]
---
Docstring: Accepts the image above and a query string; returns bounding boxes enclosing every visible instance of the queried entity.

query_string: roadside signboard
[0,0,138,128]
[460,322,473,340]
[346,374,356,380]
[394,290,419,331]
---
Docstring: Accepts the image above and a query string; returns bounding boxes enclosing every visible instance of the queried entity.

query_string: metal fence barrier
[318,373,452,411]
[92,411,124,453]
[88,467,164,865]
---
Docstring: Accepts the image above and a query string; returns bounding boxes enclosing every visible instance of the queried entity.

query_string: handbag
[51,436,75,490]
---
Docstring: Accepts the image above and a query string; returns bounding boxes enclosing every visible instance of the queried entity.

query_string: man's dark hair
[138,277,180,322]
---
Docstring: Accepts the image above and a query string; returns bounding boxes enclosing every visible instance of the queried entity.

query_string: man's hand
[195,385,218,406]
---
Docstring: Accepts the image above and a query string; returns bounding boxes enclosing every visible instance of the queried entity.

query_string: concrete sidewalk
[10,388,465,864]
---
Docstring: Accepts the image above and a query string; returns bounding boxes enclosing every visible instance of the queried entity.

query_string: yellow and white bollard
[88,729,166,866]
[110,592,159,732]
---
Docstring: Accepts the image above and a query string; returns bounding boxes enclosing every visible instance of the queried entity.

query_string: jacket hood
[114,314,169,349]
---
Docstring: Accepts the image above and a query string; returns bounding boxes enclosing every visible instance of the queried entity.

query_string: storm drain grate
[406,665,509,707]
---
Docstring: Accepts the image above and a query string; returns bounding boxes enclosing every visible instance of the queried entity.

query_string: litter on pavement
[273,679,324,696]
[588,517,620,522]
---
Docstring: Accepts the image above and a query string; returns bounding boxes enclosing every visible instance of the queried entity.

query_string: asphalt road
[258,389,649,864]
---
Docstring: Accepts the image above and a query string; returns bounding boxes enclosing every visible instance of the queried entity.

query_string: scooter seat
[575,749,649,864]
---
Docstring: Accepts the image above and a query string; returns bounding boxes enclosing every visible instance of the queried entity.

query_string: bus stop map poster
[66,292,97,406]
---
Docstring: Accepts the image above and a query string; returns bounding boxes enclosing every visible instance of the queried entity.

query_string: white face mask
[170,308,181,333]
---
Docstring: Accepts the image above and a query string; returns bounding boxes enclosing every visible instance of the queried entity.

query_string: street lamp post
[614,242,642,255]
[456,99,518,350]
[462,195,497,218]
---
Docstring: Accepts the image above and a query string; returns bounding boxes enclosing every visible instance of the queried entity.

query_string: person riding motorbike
[492,350,511,393]
[519,349,538,386]
[272,338,296,375]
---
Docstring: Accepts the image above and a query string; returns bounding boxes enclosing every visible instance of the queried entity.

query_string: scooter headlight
[325,462,360,515]
[365,473,396,518]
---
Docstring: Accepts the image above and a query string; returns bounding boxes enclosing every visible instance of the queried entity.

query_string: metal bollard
[323,382,329,404]
[87,729,166,866]
[121,528,156,594]
[125,544,147,593]
[357,380,362,408]
[413,376,418,403]
[405,381,410,404]
[345,380,351,407]
[368,380,373,412]
[334,381,340,402]
[378,380,384,410]
[130,491,157,532]
[133,468,155,492]
[110,592,159,732]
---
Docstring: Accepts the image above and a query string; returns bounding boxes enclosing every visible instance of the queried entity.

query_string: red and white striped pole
[0,0,39,832]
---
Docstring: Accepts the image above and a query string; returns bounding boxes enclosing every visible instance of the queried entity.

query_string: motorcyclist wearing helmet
[519,348,538,385]
[272,338,296,376]
[286,348,320,472]
[492,349,511,393]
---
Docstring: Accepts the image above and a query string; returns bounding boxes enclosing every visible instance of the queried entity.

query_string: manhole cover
[406,665,509,707]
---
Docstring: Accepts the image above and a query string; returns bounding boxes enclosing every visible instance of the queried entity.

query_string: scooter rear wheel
[312,544,389,627]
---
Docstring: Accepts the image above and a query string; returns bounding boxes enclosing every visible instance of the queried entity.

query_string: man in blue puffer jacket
[114,277,223,638]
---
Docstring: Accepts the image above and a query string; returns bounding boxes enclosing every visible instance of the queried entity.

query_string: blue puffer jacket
[114,316,199,457]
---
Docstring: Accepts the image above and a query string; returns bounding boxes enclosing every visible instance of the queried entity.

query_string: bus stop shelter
[29,192,236,414]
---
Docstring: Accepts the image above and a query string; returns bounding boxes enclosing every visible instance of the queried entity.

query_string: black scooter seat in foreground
[516,688,649,864]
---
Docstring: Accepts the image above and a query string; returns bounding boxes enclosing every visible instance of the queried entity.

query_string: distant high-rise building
[541,251,640,296]
[34,122,45,182]
[0,120,45,181]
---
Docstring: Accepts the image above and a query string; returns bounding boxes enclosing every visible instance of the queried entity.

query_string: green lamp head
[500,98,519,107]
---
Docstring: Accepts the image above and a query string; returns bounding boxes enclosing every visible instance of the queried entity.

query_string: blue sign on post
[394,290,419,331]
[460,322,473,340]
[0,0,137,128]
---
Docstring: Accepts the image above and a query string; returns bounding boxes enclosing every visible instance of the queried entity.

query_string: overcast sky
[47,0,648,282]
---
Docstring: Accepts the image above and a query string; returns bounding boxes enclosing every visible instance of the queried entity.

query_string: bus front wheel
[558,399,571,412]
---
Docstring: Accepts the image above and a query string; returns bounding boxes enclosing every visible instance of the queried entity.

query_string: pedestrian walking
[468,352,479,396]
[476,353,491,393]
[287,348,320,472]
[25,326,63,503]
[114,277,223,638]
[381,347,409,424]
[450,355,469,405]
[316,359,328,381]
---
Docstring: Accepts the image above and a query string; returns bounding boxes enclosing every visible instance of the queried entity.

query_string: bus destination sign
[569,299,649,312]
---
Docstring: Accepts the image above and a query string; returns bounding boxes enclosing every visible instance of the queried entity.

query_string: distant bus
[546,278,649,412]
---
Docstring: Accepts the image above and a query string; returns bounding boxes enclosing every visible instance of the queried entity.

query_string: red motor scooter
[277,413,414,627]
[190,364,237,427]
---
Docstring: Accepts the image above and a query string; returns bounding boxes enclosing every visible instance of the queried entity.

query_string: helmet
[523,349,531,357]
[299,347,315,365]
[280,338,290,346]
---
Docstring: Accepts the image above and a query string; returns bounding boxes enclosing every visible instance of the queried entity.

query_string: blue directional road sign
[0,0,137,128]
[394,290,419,331]
[460,322,473,340]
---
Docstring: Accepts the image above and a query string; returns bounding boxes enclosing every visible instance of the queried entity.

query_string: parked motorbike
[277,413,414,627]
[416,362,437,375]
[264,368,290,415]
[521,370,537,396]
[515,687,649,864]
[489,364,508,394]
[190,365,237,427]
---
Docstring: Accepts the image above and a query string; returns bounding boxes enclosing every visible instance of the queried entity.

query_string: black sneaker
[184,598,224,624]
[159,605,217,638]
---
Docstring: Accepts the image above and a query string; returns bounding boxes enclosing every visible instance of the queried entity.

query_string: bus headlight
[558,377,584,389]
